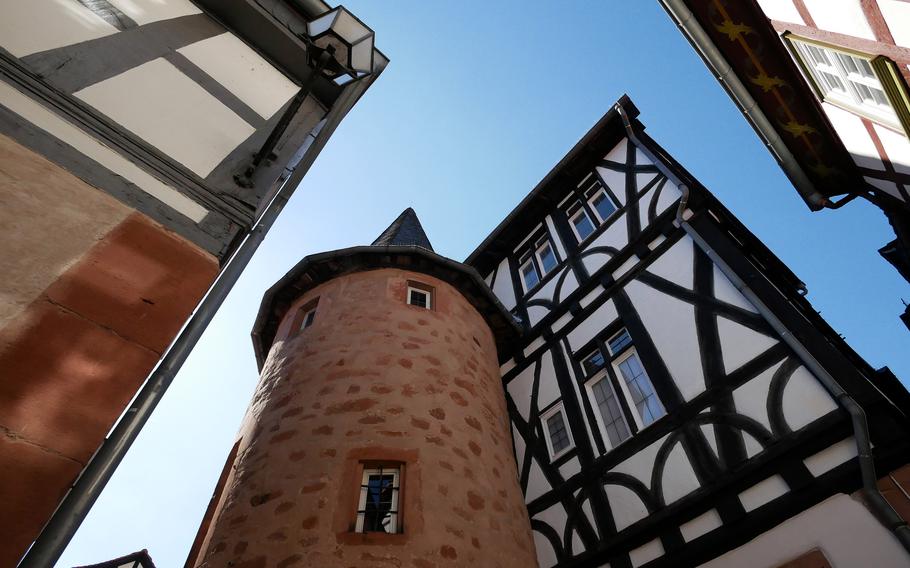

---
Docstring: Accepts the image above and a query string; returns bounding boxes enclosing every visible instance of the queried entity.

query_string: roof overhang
[251,246,523,370]
[465,95,636,275]
[658,0,863,209]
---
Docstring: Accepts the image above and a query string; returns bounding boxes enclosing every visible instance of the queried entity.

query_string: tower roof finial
[371,207,433,251]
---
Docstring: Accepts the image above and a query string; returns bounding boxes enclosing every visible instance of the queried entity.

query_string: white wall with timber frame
[477,131,884,568]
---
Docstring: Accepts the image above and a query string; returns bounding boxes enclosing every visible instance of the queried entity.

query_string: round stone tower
[187,209,536,568]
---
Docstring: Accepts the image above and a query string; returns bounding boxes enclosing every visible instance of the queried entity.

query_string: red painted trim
[770,19,910,87]
[791,0,816,28]
[860,0,897,45]
[769,20,910,64]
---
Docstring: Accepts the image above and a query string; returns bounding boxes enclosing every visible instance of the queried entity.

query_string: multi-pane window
[517,234,560,293]
[541,404,574,459]
[536,238,558,274]
[788,37,903,129]
[568,203,595,241]
[355,466,400,533]
[582,328,666,451]
[564,173,619,243]
[407,281,433,309]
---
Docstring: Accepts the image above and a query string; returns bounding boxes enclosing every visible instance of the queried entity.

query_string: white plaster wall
[559,456,582,480]
[699,494,909,568]
[605,483,649,531]
[0,0,118,57]
[557,268,580,304]
[681,509,723,543]
[581,216,629,274]
[803,437,857,476]
[755,0,806,24]
[612,435,666,489]
[662,442,701,504]
[74,58,256,177]
[717,316,779,373]
[108,0,201,25]
[546,215,568,259]
[507,364,536,422]
[739,475,790,512]
[566,297,618,352]
[713,265,758,313]
[624,279,706,401]
[733,362,778,432]
[781,366,838,430]
[526,459,551,502]
[822,103,886,171]
[873,122,910,176]
[512,424,526,473]
[629,539,663,568]
[492,257,517,310]
[644,236,693,290]
[802,0,876,40]
[880,0,910,48]
[178,32,298,120]
[536,351,561,411]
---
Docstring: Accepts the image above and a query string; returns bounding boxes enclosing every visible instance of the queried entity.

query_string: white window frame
[584,369,633,452]
[534,237,557,277]
[568,206,596,243]
[611,348,665,430]
[587,186,618,224]
[789,36,902,130]
[519,254,540,293]
[540,403,575,460]
[355,467,400,534]
[407,286,432,309]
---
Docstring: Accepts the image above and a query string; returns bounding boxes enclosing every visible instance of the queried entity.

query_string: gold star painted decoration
[751,73,787,93]
[716,19,753,42]
[781,120,817,139]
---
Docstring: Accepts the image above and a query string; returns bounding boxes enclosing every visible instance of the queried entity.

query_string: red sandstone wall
[0,211,218,565]
[192,268,536,568]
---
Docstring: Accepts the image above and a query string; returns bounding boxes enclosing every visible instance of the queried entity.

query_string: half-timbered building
[466,96,910,567]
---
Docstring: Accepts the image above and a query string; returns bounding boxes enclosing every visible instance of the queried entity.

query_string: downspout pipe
[17,59,384,568]
[616,103,910,555]
[657,0,831,211]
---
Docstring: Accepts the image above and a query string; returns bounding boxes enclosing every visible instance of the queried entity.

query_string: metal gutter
[618,103,910,556]
[657,0,829,210]
[16,48,386,568]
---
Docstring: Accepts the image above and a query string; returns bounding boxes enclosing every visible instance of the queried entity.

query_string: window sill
[336,531,410,546]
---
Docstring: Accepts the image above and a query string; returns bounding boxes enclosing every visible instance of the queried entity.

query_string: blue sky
[58,2,908,566]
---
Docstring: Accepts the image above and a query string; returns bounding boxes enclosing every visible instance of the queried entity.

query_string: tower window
[407,281,433,309]
[541,403,574,460]
[355,466,401,533]
[295,297,319,332]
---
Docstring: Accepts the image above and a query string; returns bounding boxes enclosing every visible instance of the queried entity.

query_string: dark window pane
[572,210,595,240]
[591,191,616,222]
[546,411,571,454]
[409,290,428,308]
[521,261,540,290]
[302,310,316,328]
[537,243,557,274]
[617,353,665,426]
[582,351,605,376]
[608,329,632,355]
[591,378,631,447]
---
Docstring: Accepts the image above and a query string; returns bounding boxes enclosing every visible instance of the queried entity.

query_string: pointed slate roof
[371,207,433,251]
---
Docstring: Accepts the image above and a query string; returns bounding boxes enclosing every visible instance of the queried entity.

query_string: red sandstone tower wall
[190,267,536,568]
